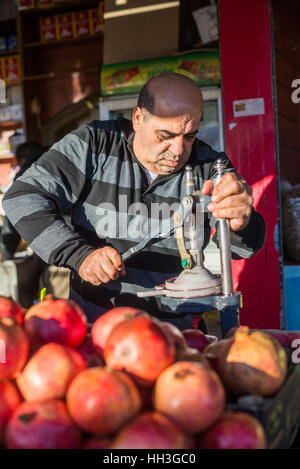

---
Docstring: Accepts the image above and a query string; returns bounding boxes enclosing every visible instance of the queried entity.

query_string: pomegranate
[66,367,141,435]
[0,317,29,379]
[0,296,24,325]
[182,329,210,352]
[77,335,104,367]
[82,437,112,449]
[91,306,143,353]
[198,411,267,449]
[17,343,86,402]
[24,298,87,348]
[5,399,81,449]
[176,346,210,366]
[104,315,175,385]
[0,380,21,445]
[154,361,225,434]
[224,326,239,338]
[204,326,288,396]
[160,321,187,350]
[110,411,195,449]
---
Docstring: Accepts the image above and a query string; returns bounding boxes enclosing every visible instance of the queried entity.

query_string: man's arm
[202,154,266,259]
[2,123,99,272]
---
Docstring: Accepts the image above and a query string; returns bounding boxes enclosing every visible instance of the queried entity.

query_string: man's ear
[132,106,144,132]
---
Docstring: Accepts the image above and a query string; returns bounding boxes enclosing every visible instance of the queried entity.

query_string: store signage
[233,98,265,118]
[192,5,218,45]
[100,51,220,97]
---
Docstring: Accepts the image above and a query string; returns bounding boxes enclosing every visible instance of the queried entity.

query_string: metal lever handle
[214,159,234,296]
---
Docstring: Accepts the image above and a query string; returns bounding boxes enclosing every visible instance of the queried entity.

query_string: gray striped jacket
[2,118,266,323]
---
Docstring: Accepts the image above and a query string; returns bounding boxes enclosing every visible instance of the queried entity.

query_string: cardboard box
[89,4,105,36]
[3,56,21,85]
[18,0,35,10]
[103,0,179,64]
[74,10,91,38]
[40,16,57,43]
[56,13,74,41]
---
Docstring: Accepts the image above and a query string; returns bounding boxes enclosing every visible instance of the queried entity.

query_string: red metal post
[219,0,281,328]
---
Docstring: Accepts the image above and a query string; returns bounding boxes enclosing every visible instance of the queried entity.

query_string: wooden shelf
[0,121,22,130]
[24,34,102,49]
[23,66,99,82]
[0,16,16,24]
[19,0,100,16]
[0,49,18,57]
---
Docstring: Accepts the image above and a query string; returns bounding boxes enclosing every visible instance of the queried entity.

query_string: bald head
[137,73,203,119]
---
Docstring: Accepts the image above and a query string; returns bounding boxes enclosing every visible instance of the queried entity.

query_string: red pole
[219,0,281,328]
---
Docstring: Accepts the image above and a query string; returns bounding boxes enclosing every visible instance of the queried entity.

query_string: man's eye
[158,135,171,141]
[184,134,196,141]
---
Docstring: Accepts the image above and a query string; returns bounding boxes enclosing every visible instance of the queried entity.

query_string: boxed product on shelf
[40,16,57,43]
[0,37,6,52]
[74,11,91,38]
[6,35,18,51]
[18,0,35,9]
[89,3,105,35]
[56,13,75,40]
[3,55,21,85]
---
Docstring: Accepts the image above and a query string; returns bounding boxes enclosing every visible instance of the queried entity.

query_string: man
[2,73,265,325]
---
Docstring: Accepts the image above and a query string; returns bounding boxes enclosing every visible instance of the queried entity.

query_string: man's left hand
[201,172,253,232]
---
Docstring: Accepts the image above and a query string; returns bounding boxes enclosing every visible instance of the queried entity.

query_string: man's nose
[169,136,184,156]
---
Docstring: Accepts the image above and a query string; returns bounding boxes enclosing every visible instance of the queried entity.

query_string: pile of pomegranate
[0,295,292,449]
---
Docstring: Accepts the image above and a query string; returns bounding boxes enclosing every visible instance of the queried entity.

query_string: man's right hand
[78,246,126,286]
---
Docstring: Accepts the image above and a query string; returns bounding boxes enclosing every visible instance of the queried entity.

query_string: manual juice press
[122,159,241,337]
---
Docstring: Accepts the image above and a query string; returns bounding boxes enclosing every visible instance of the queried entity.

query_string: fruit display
[0,295,299,449]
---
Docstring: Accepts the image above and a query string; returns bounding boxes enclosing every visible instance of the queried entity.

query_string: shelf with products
[18,0,103,141]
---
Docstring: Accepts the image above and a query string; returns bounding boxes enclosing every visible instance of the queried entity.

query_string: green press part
[181,258,191,269]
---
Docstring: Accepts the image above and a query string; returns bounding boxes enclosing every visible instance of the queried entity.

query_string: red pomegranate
[176,346,210,366]
[104,315,176,385]
[17,343,86,402]
[204,326,288,396]
[0,380,22,445]
[110,411,195,449]
[66,367,141,435]
[5,399,82,449]
[198,411,267,449]
[182,329,210,352]
[24,298,87,348]
[160,321,187,350]
[91,306,143,354]
[77,335,104,367]
[82,437,112,449]
[154,361,225,434]
[0,317,29,379]
[0,296,24,325]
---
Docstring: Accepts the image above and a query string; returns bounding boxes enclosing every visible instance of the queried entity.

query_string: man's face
[132,107,201,175]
